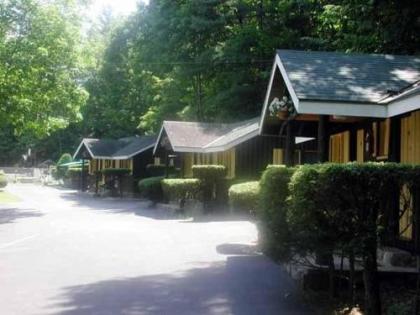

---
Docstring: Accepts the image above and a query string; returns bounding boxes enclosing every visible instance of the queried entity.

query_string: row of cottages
[73,135,157,190]
[259,50,420,249]
[73,50,419,180]
[72,50,419,248]
[152,118,317,179]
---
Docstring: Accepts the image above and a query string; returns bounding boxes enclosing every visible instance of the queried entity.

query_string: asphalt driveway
[0,184,311,315]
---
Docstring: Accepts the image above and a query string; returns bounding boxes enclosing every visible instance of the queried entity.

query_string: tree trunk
[363,249,381,315]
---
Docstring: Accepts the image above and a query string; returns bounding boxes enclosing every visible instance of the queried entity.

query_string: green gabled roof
[277,50,420,104]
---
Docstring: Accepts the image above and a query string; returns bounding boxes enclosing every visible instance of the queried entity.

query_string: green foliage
[258,165,295,260]
[57,154,73,166]
[0,0,88,140]
[55,153,73,179]
[161,178,201,203]
[192,165,227,206]
[2,0,419,165]
[286,163,420,314]
[192,165,227,181]
[100,168,131,176]
[0,171,8,189]
[288,163,419,258]
[138,176,164,202]
[228,181,260,213]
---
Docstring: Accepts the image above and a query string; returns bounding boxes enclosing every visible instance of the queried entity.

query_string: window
[154,157,161,165]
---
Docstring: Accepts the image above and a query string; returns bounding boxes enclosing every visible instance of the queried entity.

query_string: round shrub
[138,176,164,202]
[0,170,8,189]
[228,181,260,213]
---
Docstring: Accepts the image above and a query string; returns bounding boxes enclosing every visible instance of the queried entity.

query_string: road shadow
[58,191,179,221]
[0,208,43,224]
[48,256,313,315]
[216,243,260,256]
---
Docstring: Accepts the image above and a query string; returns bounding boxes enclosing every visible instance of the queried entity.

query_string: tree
[0,0,88,164]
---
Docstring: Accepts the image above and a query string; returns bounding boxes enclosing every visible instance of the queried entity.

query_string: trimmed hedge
[161,178,201,202]
[228,181,260,213]
[192,165,227,207]
[258,165,295,260]
[138,176,164,202]
[192,165,227,180]
[0,170,8,189]
[257,162,420,314]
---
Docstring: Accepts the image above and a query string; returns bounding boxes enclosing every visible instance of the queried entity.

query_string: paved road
[0,184,311,315]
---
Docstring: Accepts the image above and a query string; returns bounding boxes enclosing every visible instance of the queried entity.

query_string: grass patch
[0,191,21,204]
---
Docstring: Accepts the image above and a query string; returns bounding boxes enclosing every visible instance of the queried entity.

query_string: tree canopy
[0,0,419,165]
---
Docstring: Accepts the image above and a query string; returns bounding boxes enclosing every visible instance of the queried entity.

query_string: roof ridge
[203,118,260,149]
[277,49,420,59]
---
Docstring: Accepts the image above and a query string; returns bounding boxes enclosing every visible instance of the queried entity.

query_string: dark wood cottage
[259,49,420,246]
[73,135,157,191]
[153,117,317,179]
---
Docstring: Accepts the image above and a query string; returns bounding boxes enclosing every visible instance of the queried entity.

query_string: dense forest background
[1,0,419,165]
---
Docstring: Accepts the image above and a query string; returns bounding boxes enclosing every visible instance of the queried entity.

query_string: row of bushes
[257,163,420,315]
[137,165,227,207]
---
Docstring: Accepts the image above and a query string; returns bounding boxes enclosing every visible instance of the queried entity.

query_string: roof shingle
[76,135,157,159]
[277,50,420,104]
[160,118,260,153]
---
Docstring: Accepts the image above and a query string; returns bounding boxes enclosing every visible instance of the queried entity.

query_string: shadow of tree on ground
[0,208,43,224]
[49,256,313,315]
[58,191,179,221]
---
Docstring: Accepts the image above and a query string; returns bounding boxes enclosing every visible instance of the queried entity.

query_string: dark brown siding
[132,148,154,179]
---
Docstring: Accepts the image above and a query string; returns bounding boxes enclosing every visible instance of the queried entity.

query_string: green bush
[287,163,420,313]
[161,178,201,202]
[258,165,296,260]
[228,181,260,213]
[0,170,8,189]
[101,168,131,176]
[192,165,227,207]
[55,153,73,179]
[57,153,73,166]
[192,165,227,180]
[138,176,164,202]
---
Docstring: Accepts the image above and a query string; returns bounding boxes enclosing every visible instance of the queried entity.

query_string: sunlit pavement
[0,184,311,315]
